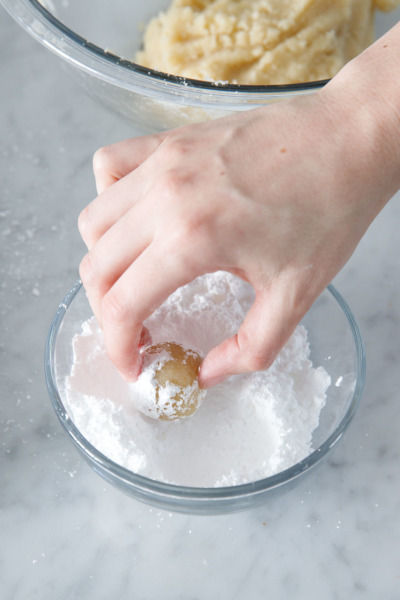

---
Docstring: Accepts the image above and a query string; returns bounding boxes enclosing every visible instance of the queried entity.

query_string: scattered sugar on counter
[64,271,331,487]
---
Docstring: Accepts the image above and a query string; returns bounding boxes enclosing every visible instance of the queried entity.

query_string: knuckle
[101,290,129,328]
[79,252,97,287]
[174,215,200,242]
[244,351,272,372]
[248,353,272,372]
[78,205,92,240]
[239,334,274,373]
[169,212,217,276]
[168,219,208,270]
[163,137,190,164]
[92,146,113,176]
[160,169,188,201]
[180,221,210,260]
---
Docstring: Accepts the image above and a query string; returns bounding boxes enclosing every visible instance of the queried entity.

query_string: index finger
[100,240,205,381]
[93,132,165,194]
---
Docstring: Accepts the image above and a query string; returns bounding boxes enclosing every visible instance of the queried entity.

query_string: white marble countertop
[1,8,400,600]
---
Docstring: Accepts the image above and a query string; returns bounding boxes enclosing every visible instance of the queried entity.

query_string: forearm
[321,20,400,215]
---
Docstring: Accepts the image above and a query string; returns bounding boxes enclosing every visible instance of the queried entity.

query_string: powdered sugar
[63,271,331,487]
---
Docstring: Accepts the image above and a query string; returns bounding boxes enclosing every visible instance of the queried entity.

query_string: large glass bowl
[2,0,399,132]
[45,281,365,515]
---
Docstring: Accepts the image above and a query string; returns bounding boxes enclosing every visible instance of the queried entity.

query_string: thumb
[198,286,303,388]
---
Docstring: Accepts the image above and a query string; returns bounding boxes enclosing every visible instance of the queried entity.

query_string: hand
[78,77,396,387]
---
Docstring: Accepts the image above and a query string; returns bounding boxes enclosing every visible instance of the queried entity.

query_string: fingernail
[139,327,152,348]
[124,372,138,383]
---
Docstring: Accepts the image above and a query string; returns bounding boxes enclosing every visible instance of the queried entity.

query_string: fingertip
[199,372,228,390]
[117,351,143,383]
[198,338,238,388]
[102,318,144,383]
[119,328,150,381]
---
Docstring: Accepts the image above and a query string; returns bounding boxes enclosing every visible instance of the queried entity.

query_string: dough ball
[132,342,206,421]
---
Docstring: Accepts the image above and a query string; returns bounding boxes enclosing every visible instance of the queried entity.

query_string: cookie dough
[132,342,206,421]
[136,0,400,84]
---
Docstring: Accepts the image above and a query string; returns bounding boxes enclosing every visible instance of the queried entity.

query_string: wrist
[320,23,400,211]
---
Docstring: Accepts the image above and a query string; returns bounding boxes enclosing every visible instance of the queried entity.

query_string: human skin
[79,21,400,388]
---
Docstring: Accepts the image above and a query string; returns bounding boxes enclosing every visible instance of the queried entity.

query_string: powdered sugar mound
[63,271,331,487]
[144,271,252,352]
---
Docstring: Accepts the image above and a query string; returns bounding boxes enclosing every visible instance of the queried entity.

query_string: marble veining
[1,8,400,600]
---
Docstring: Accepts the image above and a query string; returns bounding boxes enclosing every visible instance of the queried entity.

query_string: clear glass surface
[3,0,398,132]
[45,281,365,515]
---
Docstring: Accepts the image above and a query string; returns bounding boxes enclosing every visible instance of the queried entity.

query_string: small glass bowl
[45,281,365,515]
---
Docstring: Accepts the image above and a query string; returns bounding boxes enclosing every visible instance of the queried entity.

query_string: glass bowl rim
[1,0,329,103]
[45,280,365,502]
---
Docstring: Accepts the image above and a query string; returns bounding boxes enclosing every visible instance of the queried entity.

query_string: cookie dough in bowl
[4,0,400,131]
[136,0,400,84]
